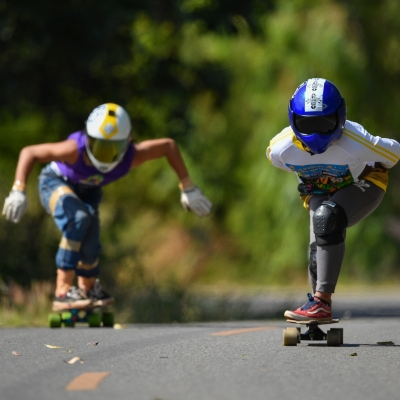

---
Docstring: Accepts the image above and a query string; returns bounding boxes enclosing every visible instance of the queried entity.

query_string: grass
[0,281,54,327]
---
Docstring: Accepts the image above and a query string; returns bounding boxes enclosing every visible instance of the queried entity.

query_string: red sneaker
[284,293,332,321]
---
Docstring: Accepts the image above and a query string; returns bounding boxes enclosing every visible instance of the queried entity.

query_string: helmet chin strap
[302,140,337,156]
[301,142,315,156]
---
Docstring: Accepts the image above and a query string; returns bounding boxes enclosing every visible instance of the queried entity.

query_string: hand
[180,187,212,217]
[2,190,28,223]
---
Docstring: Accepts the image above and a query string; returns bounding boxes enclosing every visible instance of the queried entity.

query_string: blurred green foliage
[1,0,400,314]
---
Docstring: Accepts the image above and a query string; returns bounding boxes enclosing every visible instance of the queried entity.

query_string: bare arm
[131,138,212,217]
[3,139,79,223]
[131,138,193,188]
[14,140,78,188]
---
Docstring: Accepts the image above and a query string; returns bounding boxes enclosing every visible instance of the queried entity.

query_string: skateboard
[283,319,343,346]
[48,306,114,328]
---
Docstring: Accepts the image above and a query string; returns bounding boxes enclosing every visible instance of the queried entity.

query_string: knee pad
[313,201,347,246]
[76,260,100,278]
[308,242,317,280]
[48,185,77,216]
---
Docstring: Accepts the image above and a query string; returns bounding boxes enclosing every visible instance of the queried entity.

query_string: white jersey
[267,120,400,195]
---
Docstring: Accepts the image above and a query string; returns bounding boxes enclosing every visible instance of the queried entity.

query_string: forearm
[132,139,212,216]
[164,140,190,182]
[13,147,38,189]
[133,139,192,186]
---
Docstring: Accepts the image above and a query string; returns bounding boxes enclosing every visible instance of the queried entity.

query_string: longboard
[283,318,342,346]
[48,306,114,328]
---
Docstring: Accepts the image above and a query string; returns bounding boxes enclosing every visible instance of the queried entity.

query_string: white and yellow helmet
[85,103,132,173]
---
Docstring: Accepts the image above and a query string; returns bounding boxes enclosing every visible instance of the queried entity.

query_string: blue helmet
[288,78,346,154]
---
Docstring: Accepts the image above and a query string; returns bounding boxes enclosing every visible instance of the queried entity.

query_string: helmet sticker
[99,104,119,139]
[87,105,107,123]
[305,78,326,112]
[292,81,306,98]
[103,123,116,135]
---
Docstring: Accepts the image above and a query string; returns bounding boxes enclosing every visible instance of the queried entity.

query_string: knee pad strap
[49,185,77,216]
[308,242,317,280]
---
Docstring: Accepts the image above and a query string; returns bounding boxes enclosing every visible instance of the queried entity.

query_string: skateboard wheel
[102,312,114,327]
[48,313,62,328]
[329,328,343,345]
[60,311,75,327]
[283,328,298,346]
[61,311,72,320]
[327,329,341,346]
[88,313,101,327]
[295,327,301,343]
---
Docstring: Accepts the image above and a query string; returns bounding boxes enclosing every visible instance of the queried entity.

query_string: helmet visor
[294,112,338,135]
[87,137,129,163]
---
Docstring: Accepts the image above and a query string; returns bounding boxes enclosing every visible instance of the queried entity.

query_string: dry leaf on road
[45,344,64,349]
[64,356,84,365]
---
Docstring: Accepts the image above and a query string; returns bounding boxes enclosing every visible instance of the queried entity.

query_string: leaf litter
[114,323,127,329]
[64,356,84,364]
[45,344,75,352]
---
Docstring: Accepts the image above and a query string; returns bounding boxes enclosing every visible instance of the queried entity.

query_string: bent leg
[308,194,345,294]
[310,181,384,294]
[38,170,101,308]
[75,201,101,278]
[53,195,99,272]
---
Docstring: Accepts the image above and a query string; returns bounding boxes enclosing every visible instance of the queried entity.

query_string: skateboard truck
[301,323,328,341]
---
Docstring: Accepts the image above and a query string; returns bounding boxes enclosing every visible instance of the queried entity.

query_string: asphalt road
[1,316,400,400]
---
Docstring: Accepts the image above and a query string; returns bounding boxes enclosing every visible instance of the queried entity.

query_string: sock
[314,296,331,306]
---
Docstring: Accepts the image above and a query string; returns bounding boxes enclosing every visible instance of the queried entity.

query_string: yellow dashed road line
[66,372,110,391]
[211,326,278,336]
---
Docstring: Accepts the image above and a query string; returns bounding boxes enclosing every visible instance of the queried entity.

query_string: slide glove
[2,190,28,223]
[180,186,212,217]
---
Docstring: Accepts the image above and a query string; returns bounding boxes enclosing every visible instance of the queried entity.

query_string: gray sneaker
[52,286,92,311]
[87,279,114,307]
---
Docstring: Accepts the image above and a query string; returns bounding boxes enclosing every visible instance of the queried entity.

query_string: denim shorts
[38,164,102,216]
[38,163,103,274]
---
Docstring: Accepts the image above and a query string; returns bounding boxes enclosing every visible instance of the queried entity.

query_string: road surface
[1,316,400,400]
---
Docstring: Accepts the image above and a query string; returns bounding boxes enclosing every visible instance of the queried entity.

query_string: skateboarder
[267,78,400,321]
[3,103,212,311]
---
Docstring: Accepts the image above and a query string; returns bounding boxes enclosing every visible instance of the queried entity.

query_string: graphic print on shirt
[286,163,354,194]
[79,174,105,186]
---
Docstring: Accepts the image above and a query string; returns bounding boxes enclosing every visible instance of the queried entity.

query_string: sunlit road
[1,316,400,400]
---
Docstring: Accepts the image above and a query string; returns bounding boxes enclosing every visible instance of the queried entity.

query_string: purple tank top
[54,131,135,187]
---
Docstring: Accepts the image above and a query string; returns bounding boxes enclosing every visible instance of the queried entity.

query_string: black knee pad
[308,242,317,280]
[313,201,347,246]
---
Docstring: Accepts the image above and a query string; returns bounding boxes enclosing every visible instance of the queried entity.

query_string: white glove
[2,190,28,223]
[180,187,212,217]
